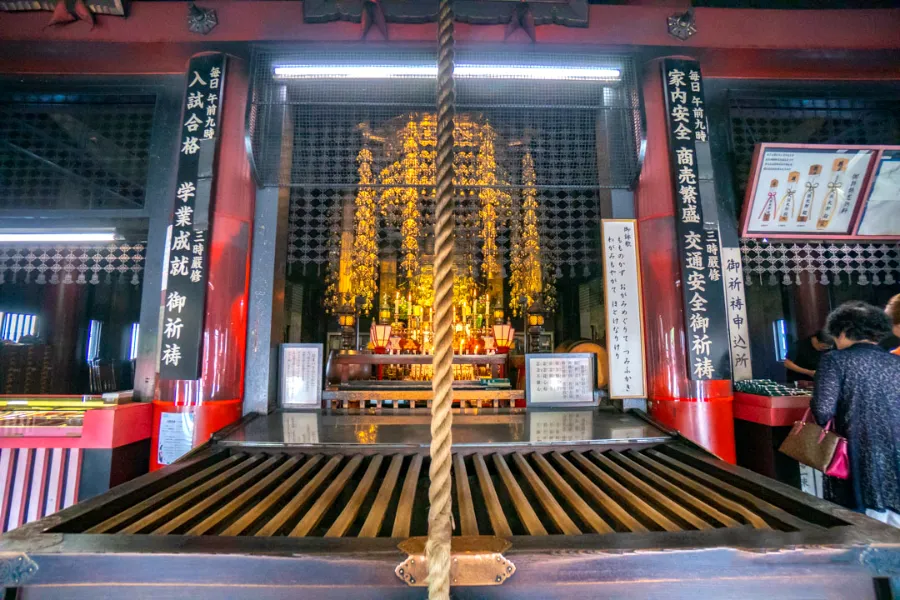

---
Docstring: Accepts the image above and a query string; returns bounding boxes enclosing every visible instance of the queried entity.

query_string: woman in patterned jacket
[811,301,900,527]
[883,294,900,355]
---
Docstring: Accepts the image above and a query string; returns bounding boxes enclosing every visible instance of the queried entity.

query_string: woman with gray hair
[811,301,900,526]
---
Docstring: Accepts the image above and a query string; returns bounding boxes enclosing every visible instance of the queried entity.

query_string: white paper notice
[721,247,752,381]
[527,355,594,406]
[281,344,322,407]
[528,410,593,443]
[745,147,874,236]
[601,220,647,399]
[157,411,194,466]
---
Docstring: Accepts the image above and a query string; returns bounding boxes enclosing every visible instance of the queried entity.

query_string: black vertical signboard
[159,54,227,380]
[662,59,731,381]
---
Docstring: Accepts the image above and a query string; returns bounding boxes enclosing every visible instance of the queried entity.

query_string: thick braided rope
[426,0,455,598]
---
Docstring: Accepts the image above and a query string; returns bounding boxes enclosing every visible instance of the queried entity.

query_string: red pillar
[150,55,255,470]
[635,59,735,463]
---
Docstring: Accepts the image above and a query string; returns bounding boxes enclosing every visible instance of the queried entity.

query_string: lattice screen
[0,243,145,286]
[0,92,156,211]
[740,240,900,287]
[248,47,641,279]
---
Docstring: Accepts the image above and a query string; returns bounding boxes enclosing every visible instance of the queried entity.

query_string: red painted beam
[1,3,899,50]
[2,41,898,81]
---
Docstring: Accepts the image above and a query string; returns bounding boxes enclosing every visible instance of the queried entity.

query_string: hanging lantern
[370,322,392,354]
[493,322,515,353]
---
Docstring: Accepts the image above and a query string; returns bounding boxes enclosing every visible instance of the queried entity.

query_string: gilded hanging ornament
[476,127,502,279]
[350,147,379,315]
[509,149,553,317]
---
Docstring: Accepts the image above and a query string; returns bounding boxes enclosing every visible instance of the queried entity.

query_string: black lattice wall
[728,94,900,199]
[250,47,641,278]
[0,92,156,211]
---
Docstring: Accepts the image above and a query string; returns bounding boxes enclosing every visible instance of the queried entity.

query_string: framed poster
[525,353,596,408]
[601,219,647,399]
[279,343,323,408]
[855,148,900,239]
[740,144,877,239]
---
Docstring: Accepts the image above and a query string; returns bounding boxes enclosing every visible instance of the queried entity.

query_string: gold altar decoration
[325,111,555,347]
[378,113,511,280]
[380,117,425,278]
[323,225,343,315]
[475,127,505,278]
[509,149,556,316]
[350,147,379,315]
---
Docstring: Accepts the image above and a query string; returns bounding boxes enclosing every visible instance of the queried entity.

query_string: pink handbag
[779,409,850,480]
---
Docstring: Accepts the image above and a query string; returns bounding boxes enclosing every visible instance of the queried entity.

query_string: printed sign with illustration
[741,145,875,238]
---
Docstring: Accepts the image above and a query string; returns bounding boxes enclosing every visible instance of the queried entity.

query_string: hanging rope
[426,0,456,597]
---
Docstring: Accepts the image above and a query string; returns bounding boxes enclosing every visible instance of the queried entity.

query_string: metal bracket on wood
[395,536,515,587]
[0,554,38,587]
[667,8,696,41]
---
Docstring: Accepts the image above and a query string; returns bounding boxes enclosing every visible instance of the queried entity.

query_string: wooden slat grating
[49,445,848,539]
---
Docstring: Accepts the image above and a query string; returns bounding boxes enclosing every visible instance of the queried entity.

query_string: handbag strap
[801,407,835,430]
[801,407,813,423]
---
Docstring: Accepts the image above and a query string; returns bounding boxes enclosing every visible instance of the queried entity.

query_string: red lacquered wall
[635,58,736,463]
[150,55,255,470]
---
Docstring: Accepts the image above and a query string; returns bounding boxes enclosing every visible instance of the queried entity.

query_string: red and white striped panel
[0,448,82,533]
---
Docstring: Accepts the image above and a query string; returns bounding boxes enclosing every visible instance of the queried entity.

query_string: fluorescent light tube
[273,64,621,82]
[0,232,117,243]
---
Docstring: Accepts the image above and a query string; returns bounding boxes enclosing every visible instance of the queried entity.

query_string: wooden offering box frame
[2,409,899,598]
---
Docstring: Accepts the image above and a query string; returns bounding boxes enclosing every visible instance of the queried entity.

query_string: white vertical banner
[721,246,752,381]
[601,220,647,399]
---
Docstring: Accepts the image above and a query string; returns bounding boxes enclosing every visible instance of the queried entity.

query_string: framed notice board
[525,353,596,408]
[279,344,323,408]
